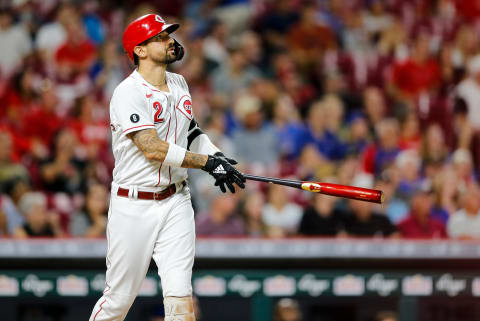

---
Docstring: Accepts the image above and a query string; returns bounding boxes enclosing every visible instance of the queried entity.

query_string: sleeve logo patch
[130,114,140,123]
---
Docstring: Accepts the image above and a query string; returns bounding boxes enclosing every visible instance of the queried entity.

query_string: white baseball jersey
[109,70,195,187]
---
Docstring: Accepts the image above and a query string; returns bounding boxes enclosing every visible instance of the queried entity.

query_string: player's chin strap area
[164,296,196,321]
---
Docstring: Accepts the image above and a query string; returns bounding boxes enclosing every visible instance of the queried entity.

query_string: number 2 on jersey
[153,101,164,123]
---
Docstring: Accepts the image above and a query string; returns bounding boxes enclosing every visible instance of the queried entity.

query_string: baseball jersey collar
[132,69,169,93]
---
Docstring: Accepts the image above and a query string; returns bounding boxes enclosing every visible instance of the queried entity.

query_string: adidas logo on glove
[213,165,227,174]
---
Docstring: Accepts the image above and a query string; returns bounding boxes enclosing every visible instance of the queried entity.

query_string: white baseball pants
[89,184,195,321]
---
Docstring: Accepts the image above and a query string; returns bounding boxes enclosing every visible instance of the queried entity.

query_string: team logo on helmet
[155,15,165,23]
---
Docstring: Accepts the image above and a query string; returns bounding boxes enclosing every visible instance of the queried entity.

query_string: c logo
[184,100,192,115]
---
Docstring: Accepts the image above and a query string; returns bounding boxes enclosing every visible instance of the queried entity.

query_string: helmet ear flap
[173,39,184,61]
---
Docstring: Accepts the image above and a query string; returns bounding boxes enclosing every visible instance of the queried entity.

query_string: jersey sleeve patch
[111,80,155,137]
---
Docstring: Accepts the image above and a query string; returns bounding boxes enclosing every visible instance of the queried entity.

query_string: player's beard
[151,47,177,65]
[165,46,177,64]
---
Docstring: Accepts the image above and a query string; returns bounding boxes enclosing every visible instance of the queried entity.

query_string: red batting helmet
[122,14,179,62]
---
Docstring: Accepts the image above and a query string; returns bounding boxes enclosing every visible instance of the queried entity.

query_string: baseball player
[89,14,245,321]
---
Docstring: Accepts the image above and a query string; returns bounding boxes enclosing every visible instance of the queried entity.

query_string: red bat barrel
[301,182,384,203]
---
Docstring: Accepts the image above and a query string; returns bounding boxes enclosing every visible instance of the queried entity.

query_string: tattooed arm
[127,129,208,169]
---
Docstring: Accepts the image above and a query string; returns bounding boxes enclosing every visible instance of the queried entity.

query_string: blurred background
[1,0,480,320]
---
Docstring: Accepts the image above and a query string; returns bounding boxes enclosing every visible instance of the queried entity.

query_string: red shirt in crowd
[397,214,447,239]
[455,0,480,22]
[22,106,63,147]
[55,40,96,70]
[392,58,441,97]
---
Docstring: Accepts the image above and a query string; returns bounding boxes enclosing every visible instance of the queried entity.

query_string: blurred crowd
[1,0,480,240]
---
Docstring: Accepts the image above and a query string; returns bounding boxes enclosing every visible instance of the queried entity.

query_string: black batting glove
[202,152,246,193]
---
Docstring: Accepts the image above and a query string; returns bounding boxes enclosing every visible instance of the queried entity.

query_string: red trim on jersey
[174,105,178,144]
[142,83,171,93]
[175,95,193,120]
[157,116,171,186]
[168,167,172,185]
[122,124,154,134]
[93,299,107,321]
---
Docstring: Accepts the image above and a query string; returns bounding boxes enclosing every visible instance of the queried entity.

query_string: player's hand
[201,152,246,193]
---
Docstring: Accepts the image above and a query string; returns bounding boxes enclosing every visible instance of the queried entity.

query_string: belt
[117,181,186,201]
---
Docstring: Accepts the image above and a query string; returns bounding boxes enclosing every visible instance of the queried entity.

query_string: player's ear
[133,45,147,59]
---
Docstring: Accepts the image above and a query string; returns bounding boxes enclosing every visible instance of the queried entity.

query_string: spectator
[422,123,448,164]
[295,145,335,182]
[0,131,29,191]
[202,20,229,67]
[40,129,86,194]
[362,118,401,176]
[195,193,244,236]
[374,169,409,224]
[271,94,304,158]
[55,18,97,76]
[35,3,78,63]
[1,177,30,236]
[390,32,440,100]
[298,192,345,236]
[14,192,61,238]
[22,82,63,148]
[70,183,108,237]
[241,193,266,237]
[456,55,480,130]
[231,93,280,166]
[91,40,125,101]
[342,199,398,238]
[0,8,32,77]
[447,187,480,239]
[397,184,447,239]
[451,148,475,194]
[262,184,303,237]
[273,298,302,321]
[260,0,300,50]
[302,98,348,161]
[346,113,370,156]
[363,1,393,36]
[398,112,421,151]
[395,150,423,201]
[211,46,261,95]
[363,87,387,137]
[287,5,335,69]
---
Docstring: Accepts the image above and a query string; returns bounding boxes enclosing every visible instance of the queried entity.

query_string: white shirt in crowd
[262,203,303,233]
[0,24,32,77]
[447,209,480,239]
[457,78,480,130]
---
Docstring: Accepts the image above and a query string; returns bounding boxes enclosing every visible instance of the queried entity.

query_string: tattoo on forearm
[128,129,207,169]
[129,129,169,162]
[182,152,208,169]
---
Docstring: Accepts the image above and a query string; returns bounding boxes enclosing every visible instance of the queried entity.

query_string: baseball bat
[243,174,384,204]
